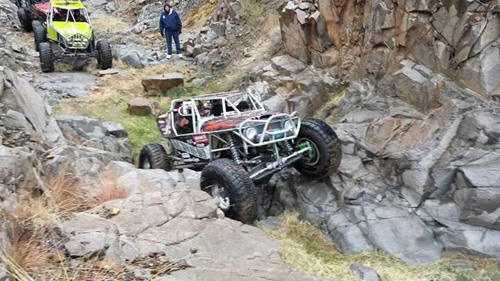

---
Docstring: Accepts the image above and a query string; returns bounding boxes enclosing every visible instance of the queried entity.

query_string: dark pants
[166,31,181,55]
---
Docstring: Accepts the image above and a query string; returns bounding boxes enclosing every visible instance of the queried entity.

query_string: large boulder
[127,97,160,116]
[0,144,32,211]
[56,115,132,159]
[278,1,330,63]
[142,73,185,94]
[62,163,336,281]
[0,66,63,144]
[271,55,307,73]
[36,72,97,102]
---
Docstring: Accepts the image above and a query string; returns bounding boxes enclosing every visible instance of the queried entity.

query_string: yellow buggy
[37,0,112,72]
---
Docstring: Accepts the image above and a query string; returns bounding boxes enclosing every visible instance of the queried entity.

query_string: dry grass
[92,16,132,33]
[95,185,128,205]
[55,61,204,158]
[15,172,94,227]
[265,213,500,281]
[1,169,135,280]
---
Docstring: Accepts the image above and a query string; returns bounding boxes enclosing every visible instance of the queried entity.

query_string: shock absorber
[285,140,294,153]
[227,135,242,165]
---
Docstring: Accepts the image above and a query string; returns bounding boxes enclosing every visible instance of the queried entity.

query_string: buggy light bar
[236,112,301,147]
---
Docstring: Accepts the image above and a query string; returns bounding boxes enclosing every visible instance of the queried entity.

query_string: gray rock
[102,122,128,138]
[349,263,381,281]
[0,144,31,210]
[0,67,62,143]
[62,185,336,281]
[56,115,131,157]
[37,72,96,99]
[127,97,160,116]
[98,69,120,76]
[113,44,149,68]
[271,55,307,73]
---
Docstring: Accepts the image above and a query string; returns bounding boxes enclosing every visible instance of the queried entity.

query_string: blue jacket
[159,10,182,34]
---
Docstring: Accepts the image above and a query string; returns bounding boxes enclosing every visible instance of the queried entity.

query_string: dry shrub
[5,227,53,280]
[95,185,128,205]
[15,172,93,227]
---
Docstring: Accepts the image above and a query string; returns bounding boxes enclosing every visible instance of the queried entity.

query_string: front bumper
[235,112,301,147]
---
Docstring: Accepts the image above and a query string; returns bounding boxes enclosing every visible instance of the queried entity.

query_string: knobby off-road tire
[201,159,257,224]
[17,8,32,32]
[32,20,46,51]
[39,42,54,73]
[96,40,113,70]
[138,144,172,171]
[294,118,342,178]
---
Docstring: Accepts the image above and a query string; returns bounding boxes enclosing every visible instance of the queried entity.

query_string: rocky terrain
[0,0,500,280]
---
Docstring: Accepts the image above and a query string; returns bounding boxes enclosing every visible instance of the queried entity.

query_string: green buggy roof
[50,0,86,9]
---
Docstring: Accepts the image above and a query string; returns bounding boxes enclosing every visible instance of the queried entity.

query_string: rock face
[262,59,500,265]
[36,72,97,103]
[62,162,336,281]
[278,0,500,99]
[56,115,132,159]
[142,73,185,94]
[0,66,63,144]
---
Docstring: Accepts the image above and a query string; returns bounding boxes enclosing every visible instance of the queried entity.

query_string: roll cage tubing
[168,91,301,147]
[49,6,91,27]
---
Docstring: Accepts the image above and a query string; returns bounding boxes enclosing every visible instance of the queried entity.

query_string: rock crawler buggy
[35,0,113,72]
[16,0,48,32]
[139,91,342,223]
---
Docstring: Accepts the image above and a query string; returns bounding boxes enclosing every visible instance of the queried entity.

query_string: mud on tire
[96,40,113,70]
[294,118,342,178]
[32,20,46,51]
[201,159,257,224]
[138,144,172,171]
[39,42,54,73]
[17,8,32,32]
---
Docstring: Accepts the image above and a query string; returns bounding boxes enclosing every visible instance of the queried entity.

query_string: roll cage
[48,5,91,25]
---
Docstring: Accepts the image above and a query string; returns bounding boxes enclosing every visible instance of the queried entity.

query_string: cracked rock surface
[62,162,337,281]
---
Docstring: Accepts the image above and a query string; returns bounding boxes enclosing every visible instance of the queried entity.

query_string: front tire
[138,144,172,170]
[95,40,113,70]
[201,159,257,224]
[32,20,46,51]
[39,42,54,73]
[294,119,342,178]
[17,8,32,32]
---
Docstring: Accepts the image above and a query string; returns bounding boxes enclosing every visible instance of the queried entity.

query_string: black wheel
[17,8,32,32]
[201,159,257,224]
[39,42,54,73]
[294,118,342,178]
[95,40,113,70]
[138,144,172,170]
[32,20,46,51]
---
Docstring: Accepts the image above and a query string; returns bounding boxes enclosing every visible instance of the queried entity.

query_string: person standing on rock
[159,2,183,59]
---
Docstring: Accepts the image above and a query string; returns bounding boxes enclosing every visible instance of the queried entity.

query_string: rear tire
[294,119,342,178]
[138,144,172,171]
[17,8,32,32]
[32,20,46,51]
[201,159,257,224]
[96,40,113,70]
[39,42,54,73]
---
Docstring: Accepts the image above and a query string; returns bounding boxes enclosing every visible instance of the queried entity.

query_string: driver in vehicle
[73,10,86,22]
